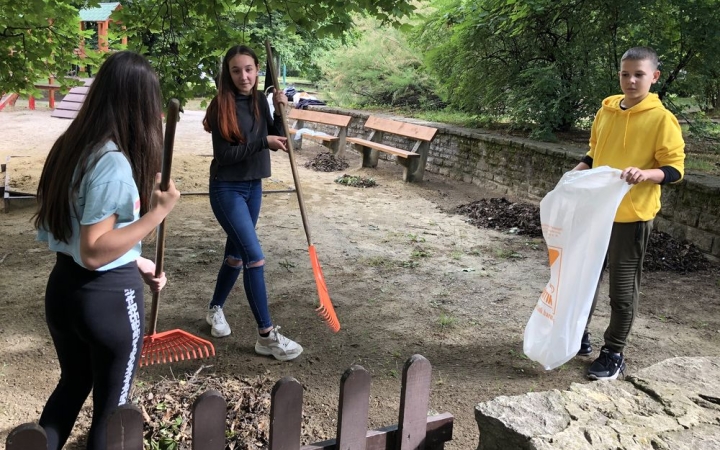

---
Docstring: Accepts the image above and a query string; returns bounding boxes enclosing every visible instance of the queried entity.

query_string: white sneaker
[254,326,303,361]
[206,305,231,338]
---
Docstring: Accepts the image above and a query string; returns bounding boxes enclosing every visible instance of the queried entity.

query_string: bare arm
[136,256,167,292]
[79,174,180,270]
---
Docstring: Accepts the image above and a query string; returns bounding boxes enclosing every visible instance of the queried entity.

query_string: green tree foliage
[317,19,442,109]
[1,0,97,94]
[634,0,720,110]
[416,0,720,135]
[2,1,416,104]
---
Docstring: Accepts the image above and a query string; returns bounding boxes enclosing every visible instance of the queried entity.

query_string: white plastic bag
[523,166,632,370]
[293,128,330,141]
[266,93,275,117]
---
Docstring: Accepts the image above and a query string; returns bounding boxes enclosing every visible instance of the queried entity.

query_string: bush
[316,19,442,109]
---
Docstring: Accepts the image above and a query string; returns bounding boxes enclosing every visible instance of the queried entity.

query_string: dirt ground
[1,107,719,449]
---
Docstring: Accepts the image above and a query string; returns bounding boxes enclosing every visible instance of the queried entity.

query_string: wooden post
[270,377,303,450]
[192,390,227,450]
[48,77,55,109]
[28,96,35,110]
[98,20,108,51]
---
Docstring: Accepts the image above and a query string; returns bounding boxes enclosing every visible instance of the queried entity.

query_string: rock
[475,357,720,450]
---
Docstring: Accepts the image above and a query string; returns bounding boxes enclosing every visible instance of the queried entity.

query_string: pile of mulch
[644,231,713,273]
[454,198,543,237]
[454,197,713,273]
[304,152,349,172]
[334,174,377,188]
[131,371,276,449]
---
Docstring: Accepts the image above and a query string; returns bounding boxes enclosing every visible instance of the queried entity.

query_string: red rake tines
[140,330,215,367]
[309,245,340,332]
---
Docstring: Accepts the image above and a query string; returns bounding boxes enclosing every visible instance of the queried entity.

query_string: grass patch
[407,233,426,243]
[334,174,377,188]
[685,154,720,176]
[411,247,431,259]
[364,256,394,268]
[437,313,456,330]
[494,248,523,259]
[279,259,296,272]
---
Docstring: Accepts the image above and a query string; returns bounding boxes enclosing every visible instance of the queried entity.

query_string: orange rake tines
[309,245,340,332]
[140,330,215,367]
[139,98,216,366]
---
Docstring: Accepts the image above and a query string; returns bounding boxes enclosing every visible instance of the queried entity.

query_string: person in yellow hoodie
[572,47,685,380]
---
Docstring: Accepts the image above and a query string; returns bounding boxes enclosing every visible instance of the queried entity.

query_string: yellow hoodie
[588,93,685,222]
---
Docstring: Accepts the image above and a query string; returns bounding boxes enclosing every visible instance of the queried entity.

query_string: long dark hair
[34,51,163,243]
[202,45,261,142]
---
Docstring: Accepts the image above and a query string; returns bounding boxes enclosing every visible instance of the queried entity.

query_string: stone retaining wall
[299,106,720,257]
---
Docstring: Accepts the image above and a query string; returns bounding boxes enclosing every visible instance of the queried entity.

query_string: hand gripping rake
[139,99,216,366]
[265,40,340,332]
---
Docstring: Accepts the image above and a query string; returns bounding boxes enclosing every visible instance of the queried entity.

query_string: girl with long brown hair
[202,44,303,361]
[34,51,180,449]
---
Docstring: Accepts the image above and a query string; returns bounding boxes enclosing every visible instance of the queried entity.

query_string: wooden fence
[6,354,453,449]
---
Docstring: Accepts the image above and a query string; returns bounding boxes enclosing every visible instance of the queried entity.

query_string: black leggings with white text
[40,253,144,450]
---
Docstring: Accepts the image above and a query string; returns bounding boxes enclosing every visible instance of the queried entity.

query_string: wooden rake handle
[265,40,313,246]
[149,98,181,336]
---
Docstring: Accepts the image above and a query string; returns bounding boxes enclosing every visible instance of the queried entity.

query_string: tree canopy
[415,0,720,135]
[1,0,416,103]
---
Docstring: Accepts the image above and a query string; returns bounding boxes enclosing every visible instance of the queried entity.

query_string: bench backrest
[364,116,437,142]
[288,109,352,128]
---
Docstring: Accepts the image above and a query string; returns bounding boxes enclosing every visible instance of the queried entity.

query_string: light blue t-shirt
[38,141,142,271]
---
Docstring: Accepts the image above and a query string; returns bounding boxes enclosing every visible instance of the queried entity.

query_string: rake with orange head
[140,99,216,366]
[265,41,340,332]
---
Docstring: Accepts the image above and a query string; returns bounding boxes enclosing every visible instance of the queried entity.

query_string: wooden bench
[288,108,352,156]
[346,116,438,182]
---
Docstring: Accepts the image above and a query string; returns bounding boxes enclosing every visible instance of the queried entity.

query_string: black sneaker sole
[587,363,626,381]
[576,349,592,356]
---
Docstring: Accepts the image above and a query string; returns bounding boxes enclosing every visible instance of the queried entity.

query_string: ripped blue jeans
[209,179,272,329]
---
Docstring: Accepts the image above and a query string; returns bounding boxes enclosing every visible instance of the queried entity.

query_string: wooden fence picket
[106,404,144,450]
[270,376,303,450]
[6,355,453,450]
[5,423,46,450]
[397,354,432,450]
[336,365,372,450]
[192,389,227,450]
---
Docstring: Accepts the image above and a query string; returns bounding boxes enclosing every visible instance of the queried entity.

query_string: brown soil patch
[5,153,292,194]
[1,109,719,450]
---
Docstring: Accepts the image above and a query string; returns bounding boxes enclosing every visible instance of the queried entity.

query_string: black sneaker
[587,346,626,380]
[577,332,592,356]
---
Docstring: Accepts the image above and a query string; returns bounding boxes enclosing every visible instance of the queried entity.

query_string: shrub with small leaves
[334,174,377,188]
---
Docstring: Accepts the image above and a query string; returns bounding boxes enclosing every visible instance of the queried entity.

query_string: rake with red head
[265,41,340,333]
[140,99,216,366]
